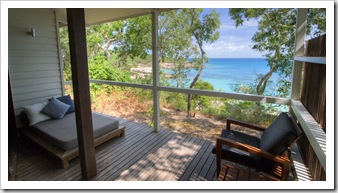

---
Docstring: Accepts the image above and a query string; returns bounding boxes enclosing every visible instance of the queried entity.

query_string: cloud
[219,23,236,30]
[204,40,250,52]
[220,19,258,29]
[203,36,265,58]
[200,8,262,58]
[242,19,259,27]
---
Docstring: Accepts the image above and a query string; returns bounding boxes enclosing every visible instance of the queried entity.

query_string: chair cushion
[260,112,297,155]
[212,129,262,170]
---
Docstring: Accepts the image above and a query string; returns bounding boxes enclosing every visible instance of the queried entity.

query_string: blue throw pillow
[49,95,75,114]
[41,97,71,119]
[57,95,75,114]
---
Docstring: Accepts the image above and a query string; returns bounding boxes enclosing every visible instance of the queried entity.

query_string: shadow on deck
[14,118,219,181]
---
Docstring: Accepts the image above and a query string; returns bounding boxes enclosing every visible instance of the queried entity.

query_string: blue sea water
[164,58,281,95]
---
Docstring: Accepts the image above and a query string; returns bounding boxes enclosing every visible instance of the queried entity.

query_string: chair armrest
[226,118,266,131]
[216,137,291,180]
[216,137,289,164]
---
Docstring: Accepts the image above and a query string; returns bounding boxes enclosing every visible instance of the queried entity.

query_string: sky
[202,8,265,58]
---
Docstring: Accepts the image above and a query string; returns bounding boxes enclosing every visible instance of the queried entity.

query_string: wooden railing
[297,34,326,181]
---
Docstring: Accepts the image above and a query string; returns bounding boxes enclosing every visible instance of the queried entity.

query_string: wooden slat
[50,122,149,181]
[204,158,217,181]
[76,123,165,180]
[298,34,326,180]
[195,147,216,181]
[16,120,131,181]
[167,137,204,181]
[14,118,286,181]
[149,136,197,181]
[178,140,209,181]
[217,163,278,181]
[38,121,137,181]
[188,142,215,181]
[172,138,206,181]
[117,133,190,181]
[97,129,175,181]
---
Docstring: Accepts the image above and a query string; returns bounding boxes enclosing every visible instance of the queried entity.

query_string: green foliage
[171,62,191,88]
[238,8,296,96]
[183,8,221,117]
[191,80,215,114]
[229,8,326,97]
[86,21,125,58]
[159,10,195,61]
[89,56,131,82]
[162,92,187,111]
[59,27,72,81]
[306,8,326,38]
[220,100,280,126]
[185,9,221,46]
[158,10,198,88]
[116,15,152,65]
[60,8,295,128]
[88,56,132,95]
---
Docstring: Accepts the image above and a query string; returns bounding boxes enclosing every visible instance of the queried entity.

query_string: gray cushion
[260,112,297,155]
[212,129,261,169]
[32,112,119,151]
[41,97,70,119]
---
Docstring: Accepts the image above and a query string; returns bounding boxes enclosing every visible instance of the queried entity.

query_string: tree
[229,8,326,97]
[85,15,152,69]
[158,9,198,88]
[115,15,152,67]
[86,21,125,61]
[184,8,221,117]
[190,80,215,116]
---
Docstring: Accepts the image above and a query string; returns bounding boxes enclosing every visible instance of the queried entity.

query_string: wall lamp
[28,28,36,37]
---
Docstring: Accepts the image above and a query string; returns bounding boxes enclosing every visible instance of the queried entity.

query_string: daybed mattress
[31,112,119,151]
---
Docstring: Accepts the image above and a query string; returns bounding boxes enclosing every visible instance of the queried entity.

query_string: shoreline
[130,62,194,79]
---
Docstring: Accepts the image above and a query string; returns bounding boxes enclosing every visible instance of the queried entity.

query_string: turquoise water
[164,58,281,95]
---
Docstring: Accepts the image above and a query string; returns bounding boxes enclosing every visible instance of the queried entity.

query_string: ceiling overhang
[55,8,176,26]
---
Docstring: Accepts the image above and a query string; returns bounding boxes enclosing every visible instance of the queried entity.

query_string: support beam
[291,8,307,100]
[67,8,97,180]
[8,73,18,181]
[152,9,160,132]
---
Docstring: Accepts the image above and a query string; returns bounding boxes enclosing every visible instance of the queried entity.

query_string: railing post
[152,9,160,132]
[290,8,307,100]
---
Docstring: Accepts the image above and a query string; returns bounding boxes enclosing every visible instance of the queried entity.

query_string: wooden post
[290,8,308,100]
[8,73,17,181]
[152,9,160,132]
[67,8,97,180]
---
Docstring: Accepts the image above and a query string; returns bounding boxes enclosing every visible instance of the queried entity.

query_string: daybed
[19,96,125,168]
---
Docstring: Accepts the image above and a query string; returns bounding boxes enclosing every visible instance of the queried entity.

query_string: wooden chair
[213,112,303,181]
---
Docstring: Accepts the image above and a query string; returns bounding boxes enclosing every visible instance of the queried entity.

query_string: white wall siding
[8,8,63,128]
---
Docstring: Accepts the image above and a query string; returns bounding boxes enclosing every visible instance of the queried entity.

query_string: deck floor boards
[13,118,263,181]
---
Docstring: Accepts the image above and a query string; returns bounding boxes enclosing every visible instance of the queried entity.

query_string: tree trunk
[187,43,205,117]
[256,69,274,95]
[97,43,111,60]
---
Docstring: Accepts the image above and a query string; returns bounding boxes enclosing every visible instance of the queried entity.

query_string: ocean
[165,58,281,95]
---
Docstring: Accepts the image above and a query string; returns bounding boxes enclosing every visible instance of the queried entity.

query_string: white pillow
[23,101,52,126]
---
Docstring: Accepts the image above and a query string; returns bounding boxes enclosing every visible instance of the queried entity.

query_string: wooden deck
[14,118,221,181]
